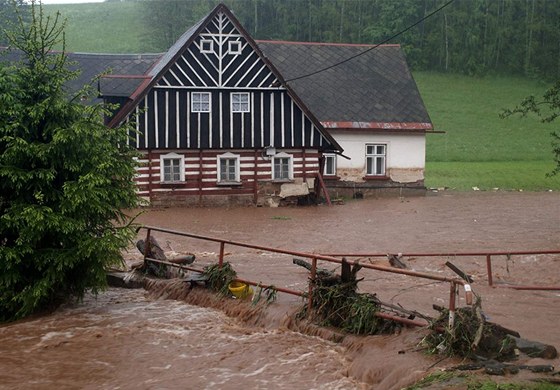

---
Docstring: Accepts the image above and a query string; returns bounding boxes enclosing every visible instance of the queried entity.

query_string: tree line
[135,0,560,81]
[2,0,559,80]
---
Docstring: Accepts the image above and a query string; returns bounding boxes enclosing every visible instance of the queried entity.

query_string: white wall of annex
[332,131,426,169]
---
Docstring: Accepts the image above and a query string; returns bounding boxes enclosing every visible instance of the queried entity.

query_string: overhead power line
[284,0,455,83]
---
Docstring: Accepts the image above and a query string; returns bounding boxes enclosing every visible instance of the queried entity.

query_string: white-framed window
[160,152,185,183]
[366,144,386,176]
[228,40,242,55]
[231,92,250,113]
[191,92,211,113]
[272,152,293,181]
[217,152,241,183]
[323,154,337,176]
[200,39,213,54]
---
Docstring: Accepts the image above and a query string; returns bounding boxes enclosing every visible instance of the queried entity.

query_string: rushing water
[0,288,362,390]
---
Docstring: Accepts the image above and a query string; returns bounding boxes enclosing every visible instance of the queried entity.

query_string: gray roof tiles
[1,36,432,129]
[257,41,431,126]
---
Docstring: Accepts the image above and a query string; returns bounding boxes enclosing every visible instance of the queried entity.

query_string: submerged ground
[130,190,560,388]
[1,191,558,389]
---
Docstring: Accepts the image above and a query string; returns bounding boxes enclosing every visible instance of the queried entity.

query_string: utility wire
[284,0,455,83]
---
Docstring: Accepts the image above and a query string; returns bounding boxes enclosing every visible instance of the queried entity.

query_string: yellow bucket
[228,281,253,299]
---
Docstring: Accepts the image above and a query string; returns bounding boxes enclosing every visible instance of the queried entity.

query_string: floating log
[445,261,474,283]
[292,258,335,278]
[136,235,166,261]
[168,254,196,265]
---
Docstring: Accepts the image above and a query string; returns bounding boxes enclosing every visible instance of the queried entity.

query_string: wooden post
[316,172,332,206]
[307,257,317,318]
[219,241,225,268]
[448,282,457,329]
[486,254,493,286]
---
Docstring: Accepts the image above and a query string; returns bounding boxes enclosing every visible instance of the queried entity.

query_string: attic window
[200,39,213,54]
[231,92,250,113]
[191,92,211,112]
[228,40,242,55]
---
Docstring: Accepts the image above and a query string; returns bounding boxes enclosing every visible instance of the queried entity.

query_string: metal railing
[138,225,477,328]
[321,251,560,291]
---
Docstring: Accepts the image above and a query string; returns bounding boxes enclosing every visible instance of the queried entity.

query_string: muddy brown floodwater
[1,191,559,389]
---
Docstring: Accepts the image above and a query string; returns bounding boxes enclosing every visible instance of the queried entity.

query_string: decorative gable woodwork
[156,11,279,89]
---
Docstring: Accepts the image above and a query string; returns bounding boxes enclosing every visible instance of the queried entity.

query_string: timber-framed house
[3,2,434,205]
[101,4,342,206]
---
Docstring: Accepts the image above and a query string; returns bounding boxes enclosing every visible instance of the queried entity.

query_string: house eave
[321,121,433,133]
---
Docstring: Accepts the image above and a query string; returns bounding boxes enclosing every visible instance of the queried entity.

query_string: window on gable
[217,152,241,184]
[191,92,211,113]
[366,144,386,176]
[323,154,337,176]
[231,92,250,113]
[272,152,293,181]
[228,40,242,55]
[160,152,185,183]
[200,39,213,54]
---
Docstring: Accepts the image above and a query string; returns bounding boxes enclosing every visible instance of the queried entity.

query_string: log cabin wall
[134,148,321,207]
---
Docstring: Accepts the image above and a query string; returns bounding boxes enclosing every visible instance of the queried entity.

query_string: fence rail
[321,251,560,291]
[138,225,480,328]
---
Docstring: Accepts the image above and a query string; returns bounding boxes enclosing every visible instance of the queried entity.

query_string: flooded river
[1,192,559,389]
[0,288,363,389]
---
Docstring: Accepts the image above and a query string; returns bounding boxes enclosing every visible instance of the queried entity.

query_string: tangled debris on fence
[297,258,405,335]
[424,297,517,361]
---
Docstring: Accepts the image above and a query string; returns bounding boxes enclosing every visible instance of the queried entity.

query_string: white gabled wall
[331,131,425,183]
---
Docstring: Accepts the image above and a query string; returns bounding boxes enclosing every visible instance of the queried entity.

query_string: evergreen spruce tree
[0,1,139,321]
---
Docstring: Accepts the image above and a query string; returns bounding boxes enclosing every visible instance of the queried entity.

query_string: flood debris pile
[297,258,408,335]
[425,298,518,361]
[424,299,559,378]
[303,280,398,335]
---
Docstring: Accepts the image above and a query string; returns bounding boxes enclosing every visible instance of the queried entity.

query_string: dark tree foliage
[135,0,560,80]
[0,2,139,321]
[502,81,560,176]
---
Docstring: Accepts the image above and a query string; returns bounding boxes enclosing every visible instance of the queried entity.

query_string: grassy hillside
[45,3,151,53]
[414,72,559,190]
[44,2,560,191]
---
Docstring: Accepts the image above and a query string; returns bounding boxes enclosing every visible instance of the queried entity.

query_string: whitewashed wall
[331,131,426,183]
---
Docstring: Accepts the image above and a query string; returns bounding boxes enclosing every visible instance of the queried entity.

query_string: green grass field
[414,72,560,190]
[44,3,560,191]
[46,3,150,54]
